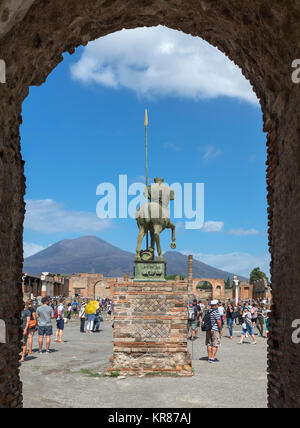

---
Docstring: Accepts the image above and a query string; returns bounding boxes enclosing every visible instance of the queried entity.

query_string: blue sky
[21,26,270,277]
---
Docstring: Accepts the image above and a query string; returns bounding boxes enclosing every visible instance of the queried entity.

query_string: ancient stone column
[187,255,194,296]
[41,282,47,298]
[188,255,193,281]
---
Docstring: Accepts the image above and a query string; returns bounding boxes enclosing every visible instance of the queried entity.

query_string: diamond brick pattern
[132,298,169,313]
[132,323,171,339]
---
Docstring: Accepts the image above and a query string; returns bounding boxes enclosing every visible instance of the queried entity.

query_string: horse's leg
[154,224,163,260]
[149,229,154,257]
[136,223,146,260]
[150,228,154,249]
[169,221,176,249]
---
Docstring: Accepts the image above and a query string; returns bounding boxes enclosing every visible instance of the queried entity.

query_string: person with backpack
[187,301,198,341]
[202,300,223,363]
[72,301,79,319]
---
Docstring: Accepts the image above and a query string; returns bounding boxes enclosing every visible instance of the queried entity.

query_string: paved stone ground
[21,318,267,408]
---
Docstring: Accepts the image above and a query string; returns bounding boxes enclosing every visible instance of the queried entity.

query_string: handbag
[29,319,37,329]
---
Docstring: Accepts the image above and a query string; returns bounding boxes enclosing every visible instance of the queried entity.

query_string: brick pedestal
[109,281,192,376]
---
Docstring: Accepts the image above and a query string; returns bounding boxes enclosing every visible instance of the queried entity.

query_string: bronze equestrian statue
[135,178,176,261]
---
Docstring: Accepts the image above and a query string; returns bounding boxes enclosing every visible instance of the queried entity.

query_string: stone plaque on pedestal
[109,280,192,376]
[134,260,166,282]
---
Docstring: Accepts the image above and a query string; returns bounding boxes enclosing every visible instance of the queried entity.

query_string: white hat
[211,300,219,306]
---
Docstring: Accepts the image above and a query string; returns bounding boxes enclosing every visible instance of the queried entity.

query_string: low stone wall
[110,280,192,376]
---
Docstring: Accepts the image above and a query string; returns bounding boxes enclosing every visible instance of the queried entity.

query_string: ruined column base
[109,280,193,377]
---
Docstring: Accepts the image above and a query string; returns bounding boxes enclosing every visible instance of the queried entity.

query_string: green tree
[224,277,231,289]
[196,281,212,290]
[250,267,268,284]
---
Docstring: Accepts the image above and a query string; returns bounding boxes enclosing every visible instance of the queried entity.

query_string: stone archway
[0,0,299,408]
[93,280,111,300]
[193,280,213,300]
[192,278,226,301]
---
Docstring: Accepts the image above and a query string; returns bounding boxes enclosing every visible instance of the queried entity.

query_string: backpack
[53,307,58,319]
[201,310,212,332]
[188,306,196,322]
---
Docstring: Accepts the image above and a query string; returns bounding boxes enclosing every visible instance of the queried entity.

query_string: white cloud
[182,251,270,278]
[71,26,258,105]
[23,242,45,258]
[201,145,222,161]
[24,199,111,234]
[229,228,260,236]
[201,221,224,233]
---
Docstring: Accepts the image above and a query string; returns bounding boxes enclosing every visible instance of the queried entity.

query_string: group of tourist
[20,296,113,362]
[21,293,271,365]
[79,299,113,333]
[187,298,271,363]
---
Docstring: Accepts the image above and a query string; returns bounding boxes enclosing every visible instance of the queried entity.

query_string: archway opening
[18,24,269,408]
[1,0,299,409]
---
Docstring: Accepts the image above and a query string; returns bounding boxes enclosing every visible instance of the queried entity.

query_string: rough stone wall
[239,283,253,301]
[110,280,192,376]
[0,0,299,407]
[69,274,117,299]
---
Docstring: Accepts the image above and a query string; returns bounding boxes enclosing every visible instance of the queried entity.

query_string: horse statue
[135,178,176,261]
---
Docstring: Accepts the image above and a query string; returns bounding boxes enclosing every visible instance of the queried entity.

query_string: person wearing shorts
[20,302,31,362]
[193,299,201,338]
[187,301,198,340]
[72,301,79,319]
[36,297,54,354]
[205,300,223,363]
[206,330,221,348]
[55,298,65,343]
[26,299,37,355]
[238,307,257,345]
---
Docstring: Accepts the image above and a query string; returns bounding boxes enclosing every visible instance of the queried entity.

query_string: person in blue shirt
[72,301,79,319]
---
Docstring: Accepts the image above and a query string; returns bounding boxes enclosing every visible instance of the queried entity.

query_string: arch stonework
[192,278,225,301]
[93,280,113,300]
[69,273,115,299]
[0,0,299,408]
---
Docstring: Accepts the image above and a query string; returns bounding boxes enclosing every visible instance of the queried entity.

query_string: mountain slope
[23,235,247,281]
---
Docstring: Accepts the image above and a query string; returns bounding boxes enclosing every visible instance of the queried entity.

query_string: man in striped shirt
[206,300,223,363]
